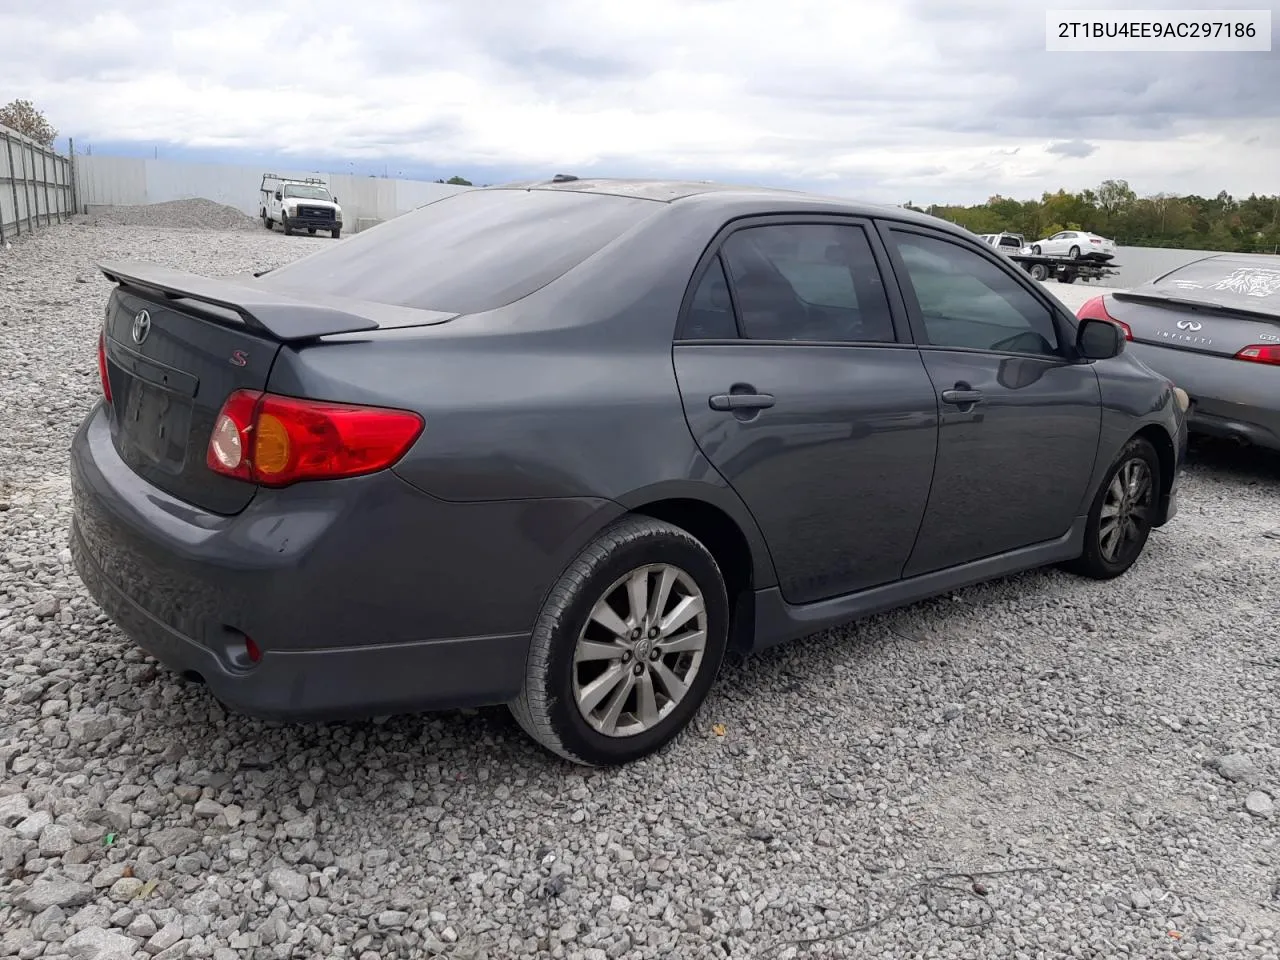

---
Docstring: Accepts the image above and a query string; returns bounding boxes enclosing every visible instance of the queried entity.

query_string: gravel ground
[2,217,1279,960]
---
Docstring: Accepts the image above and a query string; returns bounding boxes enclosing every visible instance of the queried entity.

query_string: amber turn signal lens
[253,413,292,476]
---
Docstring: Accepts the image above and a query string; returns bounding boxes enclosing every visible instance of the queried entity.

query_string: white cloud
[2,0,1276,203]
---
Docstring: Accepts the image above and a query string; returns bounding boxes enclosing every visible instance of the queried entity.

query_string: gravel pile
[2,222,1280,960]
[78,199,261,232]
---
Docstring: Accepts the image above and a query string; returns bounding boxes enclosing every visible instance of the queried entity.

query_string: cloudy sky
[3,0,1277,204]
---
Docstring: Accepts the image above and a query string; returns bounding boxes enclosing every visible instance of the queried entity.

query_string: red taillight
[1235,344,1280,365]
[1077,295,1132,340]
[245,635,262,664]
[97,331,112,405]
[207,390,259,482]
[206,390,424,487]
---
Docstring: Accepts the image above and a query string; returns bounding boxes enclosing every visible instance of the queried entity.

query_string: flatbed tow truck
[1007,251,1121,285]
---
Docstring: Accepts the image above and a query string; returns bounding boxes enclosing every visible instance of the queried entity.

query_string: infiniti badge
[131,310,152,345]
[1175,319,1202,332]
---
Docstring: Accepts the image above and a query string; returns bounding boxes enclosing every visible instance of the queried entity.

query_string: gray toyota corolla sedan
[1077,253,1280,451]
[71,177,1188,766]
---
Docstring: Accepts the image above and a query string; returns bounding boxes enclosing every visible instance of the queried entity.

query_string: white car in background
[1027,230,1116,261]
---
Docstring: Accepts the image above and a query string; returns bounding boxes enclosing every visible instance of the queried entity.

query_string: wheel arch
[619,487,778,655]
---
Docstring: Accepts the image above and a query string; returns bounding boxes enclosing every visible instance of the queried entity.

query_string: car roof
[487,175,968,234]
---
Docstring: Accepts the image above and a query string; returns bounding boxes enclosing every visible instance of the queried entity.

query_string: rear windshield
[1153,256,1280,307]
[259,188,659,314]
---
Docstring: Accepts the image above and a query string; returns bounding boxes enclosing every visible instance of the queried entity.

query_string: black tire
[1069,245,1081,259]
[509,515,730,766]
[332,228,341,239]
[1029,263,1049,281]
[307,227,316,235]
[282,217,293,236]
[1062,436,1161,580]
[262,212,271,230]
[1059,273,1076,284]
[1031,244,1042,255]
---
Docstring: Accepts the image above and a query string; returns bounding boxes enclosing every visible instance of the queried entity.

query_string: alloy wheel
[572,563,708,738]
[1099,457,1153,563]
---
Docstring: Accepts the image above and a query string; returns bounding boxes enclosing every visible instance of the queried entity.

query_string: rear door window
[716,223,896,343]
[680,255,739,339]
[258,189,659,314]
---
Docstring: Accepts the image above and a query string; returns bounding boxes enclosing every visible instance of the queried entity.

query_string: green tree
[0,98,56,146]
[919,178,1278,253]
[1095,178,1136,217]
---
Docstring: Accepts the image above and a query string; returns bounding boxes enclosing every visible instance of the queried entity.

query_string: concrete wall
[0,123,74,242]
[72,155,469,231]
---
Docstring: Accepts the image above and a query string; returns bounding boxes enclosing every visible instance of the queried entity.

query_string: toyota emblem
[131,310,152,344]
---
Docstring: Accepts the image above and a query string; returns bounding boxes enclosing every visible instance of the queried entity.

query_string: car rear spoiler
[1111,289,1280,326]
[99,260,452,341]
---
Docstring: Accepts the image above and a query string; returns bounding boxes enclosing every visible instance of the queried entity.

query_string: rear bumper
[1128,342,1280,451]
[69,402,619,720]
[71,521,526,720]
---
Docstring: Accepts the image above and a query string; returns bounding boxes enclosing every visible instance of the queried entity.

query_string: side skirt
[750,516,1087,652]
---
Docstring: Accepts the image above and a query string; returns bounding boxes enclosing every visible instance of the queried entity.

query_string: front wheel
[1062,436,1161,580]
[509,516,730,766]
[331,228,341,239]
[282,218,293,236]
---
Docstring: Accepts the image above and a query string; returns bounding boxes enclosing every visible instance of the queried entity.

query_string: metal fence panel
[0,122,73,243]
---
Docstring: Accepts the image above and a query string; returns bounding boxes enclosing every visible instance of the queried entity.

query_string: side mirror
[1077,318,1125,360]
[332,196,338,203]
[275,191,282,200]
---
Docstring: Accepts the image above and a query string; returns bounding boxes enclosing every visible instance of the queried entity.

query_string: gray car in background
[70,178,1188,766]
[1077,254,1280,451]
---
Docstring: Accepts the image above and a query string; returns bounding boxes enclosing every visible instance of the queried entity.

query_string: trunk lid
[96,260,459,515]
[103,288,283,514]
[1107,255,1280,358]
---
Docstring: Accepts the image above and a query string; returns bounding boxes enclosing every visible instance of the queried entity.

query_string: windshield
[283,184,332,200]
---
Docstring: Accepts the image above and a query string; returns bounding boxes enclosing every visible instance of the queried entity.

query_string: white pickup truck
[259,174,343,238]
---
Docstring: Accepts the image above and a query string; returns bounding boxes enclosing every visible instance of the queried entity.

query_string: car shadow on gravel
[1185,436,1280,483]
